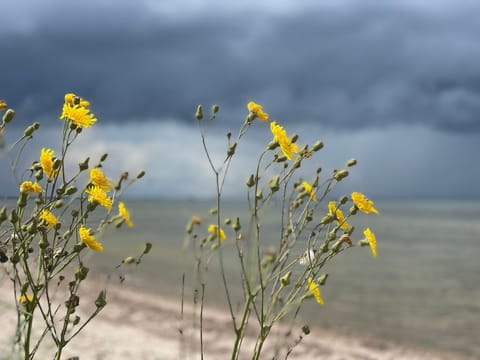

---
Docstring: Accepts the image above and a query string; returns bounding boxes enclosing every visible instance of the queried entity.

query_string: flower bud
[9,209,18,223]
[291,134,299,143]
[0,249,8,263]
[267,140,279,150]
[195,104,203,120]
[339,196,348,205]
[256,189,263,200]
[327,230,337,241]
[2,109,15,123]
[0,207,7,224]
[246,174,255,187]
[320,214,334,225]
[209,208,218,215]
[333,169,349,181]
[232,217,241,231]
[122,256,136,265]
[227,142,237,156]
[72,316,80,326]
[268,175,280,192]
[280,271,292,286]
[100,153,108,162]
[302,325,310,335]
[79,157,89,171]
[224,218,231,225]
[142,242,152,255]
[312,141,324,151]
[211,104,220,115]
[54,200,64,208]
[24,122,40,137]
[136,170,146,179]
[318,274,328,285]
[35,170,43,181]
[66,186,77,195]
[346,158,357,167]
[17,193,28,208]
[95,290,107,309]
[52,158,62,170]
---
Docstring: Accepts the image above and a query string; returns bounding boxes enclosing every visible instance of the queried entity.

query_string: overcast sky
[1,0,480,199]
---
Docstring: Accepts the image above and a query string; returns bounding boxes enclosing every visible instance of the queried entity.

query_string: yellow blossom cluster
[60,93,97,128]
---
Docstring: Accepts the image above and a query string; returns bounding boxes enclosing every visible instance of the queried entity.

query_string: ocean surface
[2,198,479,357]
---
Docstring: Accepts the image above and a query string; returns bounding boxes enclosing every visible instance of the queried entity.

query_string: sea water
[2,198,479,357]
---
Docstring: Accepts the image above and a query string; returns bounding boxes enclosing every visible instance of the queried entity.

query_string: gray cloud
[2,1,480,132]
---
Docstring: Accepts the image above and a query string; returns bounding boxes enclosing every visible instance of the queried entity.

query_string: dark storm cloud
[2,0,480,132]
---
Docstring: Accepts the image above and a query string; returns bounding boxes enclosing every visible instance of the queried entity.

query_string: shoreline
[1,279,475,360]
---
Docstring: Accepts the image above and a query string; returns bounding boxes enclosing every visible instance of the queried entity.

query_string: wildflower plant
[0,95,151,359]
[182,102,379,359]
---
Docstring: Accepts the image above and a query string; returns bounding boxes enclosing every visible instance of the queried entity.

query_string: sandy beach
[0,279,474,360]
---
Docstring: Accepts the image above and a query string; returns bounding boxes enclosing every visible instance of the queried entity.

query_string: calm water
[2,198,479,357]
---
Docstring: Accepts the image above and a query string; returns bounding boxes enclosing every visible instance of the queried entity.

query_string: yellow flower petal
[364,227,377,257]
[118,202,134,227]
[302,181,317,202]
[351,192,379,214]
[270,121,298,160]
[85,186,112,210]
[39,209,58,227]
[90,168,113,190]
[247,101,269,121]
[307,277,324,305]
[19,181,42,193]
[208,224,226,241]
[40,148,58,179]
[79,225,103,252]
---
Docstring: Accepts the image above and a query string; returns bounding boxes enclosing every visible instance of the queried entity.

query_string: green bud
[292,159,302,169]
[0,207,7,224]
[302,325,311,335]
[11,254,20,264]
[267,140,279,150]
[195,104,203,120]
[95,290,107,309]
[224,218,231,225]
[38,234,49,249]
[232,217,241,232]
[318,274,328,285]
[320,242,329,254]
[2,109,15,123]
[54,200,64,208]
[256,189,263,200]
[246,174,255,187]
[71,210,79,218]
[320,214,334,225]
[75,265,89,281]
[268,175,280,192]
[65,186,77,195]
[339,196,348,205]
[142,242,152,255]
[291,134,299,143]
[72,316,80,326]
[79,157,90,171]
[227,142,237,156]
[211,104,220,115]
[56,184,66,195]
[333,169,349,181]
[73,243,86,253]
[122,256,136,265]
[327,230,337,241]
[280,271,292,286]
[358,239,369,247]
[136,170,146,179]
[332,239,343,252]
[27,221,37,235]
[209,208,218,215]
[312,141,324,151]
[100,153,108,162]
[349,206,358,216]
[52,158,62,170]
[17,193,28,208]
[346,225,355,235]
[35,170,43,181]
[24,122,40,137]
[9,209,18,223]
[346,158,357,167]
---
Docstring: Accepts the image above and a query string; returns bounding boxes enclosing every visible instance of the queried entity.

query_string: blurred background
[1,0,479,358]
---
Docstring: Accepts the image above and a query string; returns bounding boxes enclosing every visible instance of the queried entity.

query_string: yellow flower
[302,181,317,202]
[85,186,112,210]
[40,148,57,179]
[0,99,7,110]
[90,168,112,190]
[61,103,97,128]
[364,227,377,257]
[19,294,34,305]
[328,201,349,230]
[79,225,103,252]
[208,224,226,241]
[20,181,42,193]
[270,121,298,160]
[65,93,90,108]
[247,101,269,121]
[307,277,324,305]
[118,202,133,227]
[39,209,58,227]
[351,192,379,214]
